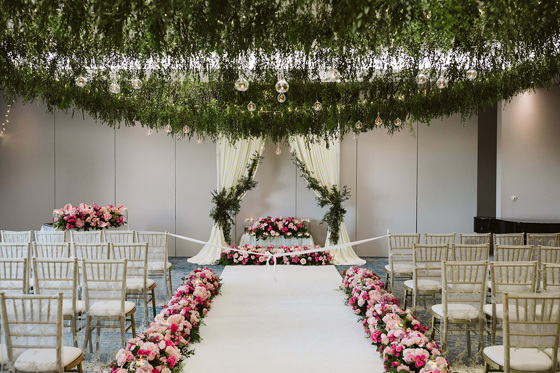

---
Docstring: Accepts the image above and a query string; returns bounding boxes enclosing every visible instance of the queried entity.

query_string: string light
[277,93,286,103]
[109,82,121,94]
[275,79,289,93]
[375,113,383,126]
[146,128,152,135]
[394,118,402,126]
[131,78,142,90]
[235,77,249,91]
[466,69,478,80]
[275,144,281,155]
[1,104,12,136]
[247,101,256,112]
[313,101,322,111]
[183,125,189,134]
[436,76,448,89]
[75,76,87,87]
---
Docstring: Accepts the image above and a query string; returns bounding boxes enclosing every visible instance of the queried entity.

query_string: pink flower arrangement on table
[341,266,449,373]
[53,203,126,230]
[217,244,332,266]
[248,216,311,240]
[109,267,221,373]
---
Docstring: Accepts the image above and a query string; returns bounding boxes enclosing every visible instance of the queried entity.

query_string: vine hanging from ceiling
[0,0,559,143]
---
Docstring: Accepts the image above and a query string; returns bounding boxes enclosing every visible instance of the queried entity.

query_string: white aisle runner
[182,265,384,372]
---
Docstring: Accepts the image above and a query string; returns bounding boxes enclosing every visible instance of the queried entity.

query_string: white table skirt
[239,234,314,248]
[40,224,130,232]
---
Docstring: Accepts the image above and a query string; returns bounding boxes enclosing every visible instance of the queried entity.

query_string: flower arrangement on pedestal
[247,216,311,241]
[109,267,221,373]
[341,266,449,373]
[218,245,332,266]
[53,203,126,230]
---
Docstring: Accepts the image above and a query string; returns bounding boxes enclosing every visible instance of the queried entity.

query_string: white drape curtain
[188,137,264,264]
[289,136,365,265]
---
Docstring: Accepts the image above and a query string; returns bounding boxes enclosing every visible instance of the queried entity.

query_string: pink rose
[63,203,73,214]
[75,219,84,228]
[300,258,307,265]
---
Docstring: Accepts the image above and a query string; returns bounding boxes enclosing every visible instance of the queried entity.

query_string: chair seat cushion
[88,301,136,317]
[404,279,441,291]
[147,262,172,272]
[431,303,480,321]
[385,263,413,274]
[62,300,85,316]
[127,278,156,291]
[483,346,553,371]
[14,346,83,372]
[483,303,504,319]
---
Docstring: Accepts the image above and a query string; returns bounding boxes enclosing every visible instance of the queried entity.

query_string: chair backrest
[489,262,537,303]
[103,230,134,243]
[70,230,102,243]
[34,231,66,243]
[526,233,559,248]
[459,233,491,245]
[32,242,72,259]
[0,258,28,294]
[0,243,30,259]
[538,245,560,266]
[542,263,560,293]
[0,230,33,243]
[73,243,109,261]
[32,258,78,312]
[494,245,533,262]
[425,233,456,245]
[442,261,488,310]
[135,231,169,267]
[448,244,489,261]
[0,292,63,372]
[493,233,524,247]
[108,243,148,286]
[413,244,449,283]
[388,234,420,267]
[81,259,127,315]
[503,292,560,373]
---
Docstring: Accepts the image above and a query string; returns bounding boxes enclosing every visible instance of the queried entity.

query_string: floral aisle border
[218,245,332,266]
[341,266,449,373]
[110,268,221,373]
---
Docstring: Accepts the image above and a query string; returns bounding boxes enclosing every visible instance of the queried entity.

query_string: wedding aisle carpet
[182,265,385,372]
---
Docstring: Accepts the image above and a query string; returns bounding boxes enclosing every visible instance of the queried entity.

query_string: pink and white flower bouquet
[248,216,311,240]
[109,267,221,373]
[53,203,126,230]
[218,245,332,266]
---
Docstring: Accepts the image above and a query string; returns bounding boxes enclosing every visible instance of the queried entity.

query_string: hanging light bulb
[197,136,202,144]
[247,101,256,112]
[466,69,478,80]
[375,113,383,126]
[277,93,286,103]
[416,73,427,85]
[109,82,121,94]
[394,118,402,127]
[176,134,182,140]
[75,76,87,88]
[275,79,289,93]
[313,101,322,111]
[183,125,189,134]
[355,120,362,129]
[235,77,249,91]
[436,77,448,89]
[131,78,143,90]
[275,145,282,155]
[146,129,152,135]
[327,67,340,82]
[165,124,172,133]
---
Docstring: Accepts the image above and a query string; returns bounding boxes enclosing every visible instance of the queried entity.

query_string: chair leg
[467,329,471,357]
[151,288,157,318]
[442,319,447,354]
[484,362,490,373]
[71,317,78,348]
[430,316,436,340]
[95,322,101,351]
[131,313,136,337]
[168,268,173,296]
[120,315,126,348]
[144,290,149,321]
[77,362,83,373]
[478,318,485,352]
[491,316,497,345]
[403,288,408,310]
[83,316,92,353]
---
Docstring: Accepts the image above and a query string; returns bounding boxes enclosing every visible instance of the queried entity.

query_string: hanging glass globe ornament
[436,77,448,89]
[275,145,282,155]
[183,126,189,134]
[197,136,202,144]
[313,101,322,111]
[235,77,249,91]
[247,101,256,112]
[277,93,286,103]
[375,113,383,126]
[146,129,152,135]
[275,79,289,93]
[75,76,87,88]
[394,118,402,127]
[355,120,362,129]
[176,134,182,140]
[165,124,172,133]
[109,82,121,94]
[416,73,427,85]
[466,69,478,80]
[131,78,142,90]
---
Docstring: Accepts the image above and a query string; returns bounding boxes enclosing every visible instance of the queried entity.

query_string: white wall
[499,86,560,220]
[0,91,481,257]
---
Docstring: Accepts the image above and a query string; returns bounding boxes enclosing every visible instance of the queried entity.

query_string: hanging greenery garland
[209,151,262,245]
[0,1,559,142]
[293,155,350,245]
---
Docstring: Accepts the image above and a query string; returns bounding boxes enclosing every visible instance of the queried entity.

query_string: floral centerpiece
[247,216,311,241]
[110,267,221,373]
[218,245,332,266]
[341,266,449,373]
[53,203,126,230]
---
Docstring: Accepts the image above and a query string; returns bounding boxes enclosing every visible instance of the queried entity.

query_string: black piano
[474,216,560,234]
